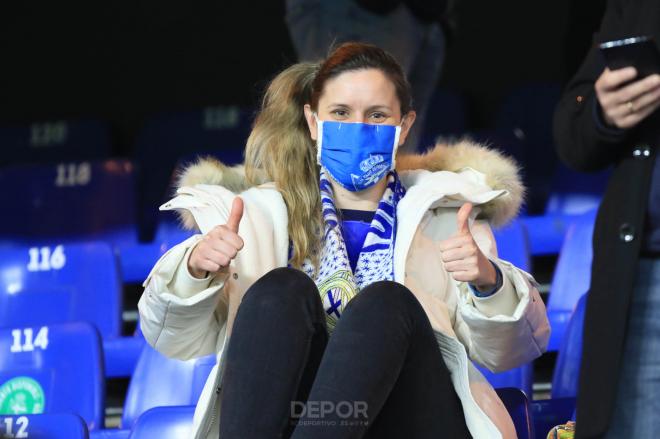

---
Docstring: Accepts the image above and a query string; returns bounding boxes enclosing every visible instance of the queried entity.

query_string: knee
[346,281,425,321]
[241,267,320,315]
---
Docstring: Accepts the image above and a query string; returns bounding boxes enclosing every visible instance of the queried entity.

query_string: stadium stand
[0,118,111,167]
[121,343,215,429]
[0,413,89,439]
[0,322,105,430]
[0,241,143,377]
[545,210,596,351]
[134,106,252,243]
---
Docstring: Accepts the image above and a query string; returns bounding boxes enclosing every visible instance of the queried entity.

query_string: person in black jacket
[553,1,660,437]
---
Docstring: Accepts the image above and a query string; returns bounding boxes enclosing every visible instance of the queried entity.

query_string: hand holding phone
[595,37,660,129]
[599,36,660,79]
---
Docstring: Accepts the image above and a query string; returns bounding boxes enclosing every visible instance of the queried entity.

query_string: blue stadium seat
[0,241,142,377]
[0,118,111,166]
[493,218,530,272]
[135,106,252,242]
[0,158,185,285]
[495,83,561,153]
[496,387,533,439]
[551,294,586,399]
[530,397,575,439]
[519,213,571,256]
[128,406,195,439]
[0,160,135,240]
[494,83,562,215]
[530,294,586,437]
[91,430,131,439]
[478,364,533,399]
[0,241,120,336]
[418,87,468,150]
[0,413,89,439]
[0,158,157,284]
[0,322,104,429]
[520,165,607,256]
[121,343,215,429]
[545,164,610,216]
[118,218,195,283]
[546,210,595,351]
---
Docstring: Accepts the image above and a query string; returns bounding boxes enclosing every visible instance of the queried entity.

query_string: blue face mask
[314,114,402,192]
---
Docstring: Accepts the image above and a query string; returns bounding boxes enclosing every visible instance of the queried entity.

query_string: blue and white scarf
[301,168,406,331]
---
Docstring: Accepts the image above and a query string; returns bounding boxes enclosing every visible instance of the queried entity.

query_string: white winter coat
[138,141,551,439]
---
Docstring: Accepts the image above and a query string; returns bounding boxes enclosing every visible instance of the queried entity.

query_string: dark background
[1,0,606,155]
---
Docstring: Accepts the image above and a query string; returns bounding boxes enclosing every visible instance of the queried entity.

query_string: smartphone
[599,36,660,78]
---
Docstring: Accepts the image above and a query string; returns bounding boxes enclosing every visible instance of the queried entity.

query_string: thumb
[456,202,472,235]
[226,197,244,233]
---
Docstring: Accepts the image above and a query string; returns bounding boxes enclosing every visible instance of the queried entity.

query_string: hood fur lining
[171,139,525,229]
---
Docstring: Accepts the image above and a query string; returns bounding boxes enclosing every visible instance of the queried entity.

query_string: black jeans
[218,267,471,439]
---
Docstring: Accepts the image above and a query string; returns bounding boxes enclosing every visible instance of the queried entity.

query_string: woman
[139,42,550,439]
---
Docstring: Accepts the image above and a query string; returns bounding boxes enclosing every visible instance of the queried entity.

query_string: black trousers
[218,267,471,438]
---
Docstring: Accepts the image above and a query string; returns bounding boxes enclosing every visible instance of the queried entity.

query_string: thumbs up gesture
[438,203,498,290]
[188,197,245,279]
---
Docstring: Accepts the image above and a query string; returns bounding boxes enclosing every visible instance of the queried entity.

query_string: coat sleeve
[553,0,630,172]
[138,234,230,361]
[453,220,551,372]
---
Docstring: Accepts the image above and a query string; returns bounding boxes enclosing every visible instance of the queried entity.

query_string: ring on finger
[626,100,636,114]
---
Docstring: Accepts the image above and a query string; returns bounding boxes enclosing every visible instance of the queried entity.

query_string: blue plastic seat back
[495,83,562,152]
[495,387,533,439]
[0,241,122,339]
[530,397,576,439]
[477,363,533,399]
[528,293,587,435]
[118,219,195,284]
[135,106,252,242]
[0,158,190,287]
[546,210,595,350]
[545,164,610,215]
[129,406,195,439]
[519,213,572,256]
[418,87,468,150]
[135,106,251,164]
[0,159,136,240]
[494,83,563,215]
[122,343,215,428]
[552,294,587,399]
[0,118,111,166]
[0,413,89,439]
[91,429,131,439]
[492,218,530,272]
[0,322,105,429]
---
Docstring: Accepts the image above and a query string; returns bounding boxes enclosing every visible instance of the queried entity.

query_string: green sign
[0,377,46,414]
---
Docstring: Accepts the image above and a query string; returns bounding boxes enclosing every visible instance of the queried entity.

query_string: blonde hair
[244,62,322,268]
[244,42,412,268]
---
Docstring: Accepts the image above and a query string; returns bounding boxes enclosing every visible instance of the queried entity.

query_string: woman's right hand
[187,197,245,279]
[595,67,660,130]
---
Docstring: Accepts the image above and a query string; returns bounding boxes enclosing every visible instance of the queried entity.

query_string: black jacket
[553,0,659,437]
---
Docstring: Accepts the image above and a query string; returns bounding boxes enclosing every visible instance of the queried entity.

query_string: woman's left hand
[439,203,498,291]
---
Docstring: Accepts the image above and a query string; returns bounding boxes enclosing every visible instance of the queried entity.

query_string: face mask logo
[314,114,402,192]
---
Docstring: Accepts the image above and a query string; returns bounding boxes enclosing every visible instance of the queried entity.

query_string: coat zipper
[202,349,226,438]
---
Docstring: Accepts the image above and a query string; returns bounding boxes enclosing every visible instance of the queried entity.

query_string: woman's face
[304,68,416,145]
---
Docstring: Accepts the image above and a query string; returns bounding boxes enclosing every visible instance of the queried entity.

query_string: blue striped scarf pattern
[301,168,405,330]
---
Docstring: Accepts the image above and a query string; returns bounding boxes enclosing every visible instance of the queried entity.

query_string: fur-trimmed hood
[173,139,524,229]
